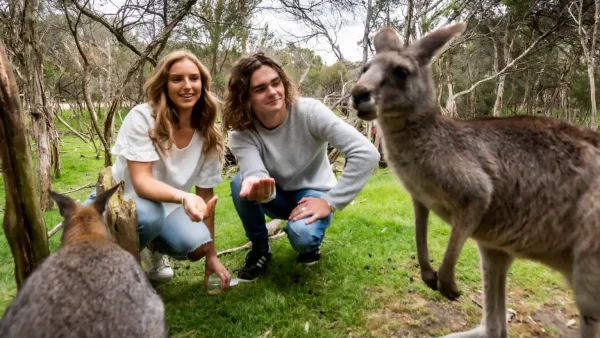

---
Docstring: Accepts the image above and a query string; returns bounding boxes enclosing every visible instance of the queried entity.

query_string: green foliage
[502,0,533,16]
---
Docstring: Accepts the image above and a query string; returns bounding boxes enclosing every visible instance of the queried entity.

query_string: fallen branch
[217,219,284,257]
[47,222,63,238]
[45,183,96,238]
[59,182,94,194]
[217,232,286,257]
[54,106,88,143]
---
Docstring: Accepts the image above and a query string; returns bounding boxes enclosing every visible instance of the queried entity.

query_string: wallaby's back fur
[0,185,167,338]
[352,23,600,338]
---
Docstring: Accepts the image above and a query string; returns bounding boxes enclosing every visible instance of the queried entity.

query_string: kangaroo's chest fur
[377,114,600,267]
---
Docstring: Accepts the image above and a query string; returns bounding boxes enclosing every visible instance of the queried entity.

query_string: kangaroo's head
[351,23,466,121]
[49,184,120,246]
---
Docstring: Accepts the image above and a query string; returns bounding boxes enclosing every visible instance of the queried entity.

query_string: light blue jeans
[230,173,334,253]
[83,188,212,260]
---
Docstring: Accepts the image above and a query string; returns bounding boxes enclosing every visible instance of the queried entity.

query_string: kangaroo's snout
[351,85,370,106]
[351,85,377,121]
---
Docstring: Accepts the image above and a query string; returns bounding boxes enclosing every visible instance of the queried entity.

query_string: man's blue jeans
[230,173,334,253]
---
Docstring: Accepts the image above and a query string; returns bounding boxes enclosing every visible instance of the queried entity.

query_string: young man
[223,52,380,281]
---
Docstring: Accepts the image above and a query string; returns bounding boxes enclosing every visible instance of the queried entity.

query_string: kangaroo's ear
[93,184,120,216]
[49,189,78,219]
[409,22,466,65]
[374,27,403,54]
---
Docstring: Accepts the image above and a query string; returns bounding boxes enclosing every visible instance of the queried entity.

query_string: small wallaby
[0,185,167,338]
[351,23,600,338]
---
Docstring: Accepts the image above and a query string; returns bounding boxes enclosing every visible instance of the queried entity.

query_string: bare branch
[451,19,565,101]
[68,0,157,65]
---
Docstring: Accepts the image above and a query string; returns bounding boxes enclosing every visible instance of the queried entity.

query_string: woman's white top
[111,103,222,217]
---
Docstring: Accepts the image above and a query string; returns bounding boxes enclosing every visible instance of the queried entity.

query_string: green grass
[0,129,577,337]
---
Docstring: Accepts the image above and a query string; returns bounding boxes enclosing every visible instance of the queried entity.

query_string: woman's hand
[204,255,231,290]
[182,194,218,222]
[289,197,332,224]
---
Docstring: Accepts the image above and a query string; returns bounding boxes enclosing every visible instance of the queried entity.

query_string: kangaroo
[351,22,600,338]
[0,185,167,338]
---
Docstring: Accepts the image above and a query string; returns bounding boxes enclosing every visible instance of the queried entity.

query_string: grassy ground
[0,114,580,337]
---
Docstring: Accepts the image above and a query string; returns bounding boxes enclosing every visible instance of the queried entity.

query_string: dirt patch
[365,290,471,338]
[509,308,578,338]
[364,287,579,338]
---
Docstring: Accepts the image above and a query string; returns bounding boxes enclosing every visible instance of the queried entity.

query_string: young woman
[84,50,231,290]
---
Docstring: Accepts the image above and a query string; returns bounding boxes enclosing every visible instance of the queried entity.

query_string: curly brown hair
[144,50,224,158]
[223,52,298,131]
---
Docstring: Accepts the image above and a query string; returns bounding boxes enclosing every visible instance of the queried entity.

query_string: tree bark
[404,0,414,46]
[444,55,458,117]
[493,74,506,117]
[569,0,598,130]
[492,16,514,117]
[587,62,597,130]
[239,0,248,55]
[8,0,60,210]
[0,45,50,289]
[97,167,139,262]
[362,0,374,63]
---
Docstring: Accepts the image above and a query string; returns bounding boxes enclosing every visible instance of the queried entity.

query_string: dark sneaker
[297,247,321,266]
[237,247,271,282]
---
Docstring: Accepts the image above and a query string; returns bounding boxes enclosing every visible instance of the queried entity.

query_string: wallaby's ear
[49,189,78,219]
[374,27,403,54]
[93,184,120,216]
[410,22,466,65]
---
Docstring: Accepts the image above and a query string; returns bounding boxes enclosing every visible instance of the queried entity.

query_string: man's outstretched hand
[240,176,276,202]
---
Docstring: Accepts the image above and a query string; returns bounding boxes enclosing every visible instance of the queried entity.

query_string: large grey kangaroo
[351,22,600,338]
[0,185,167,338]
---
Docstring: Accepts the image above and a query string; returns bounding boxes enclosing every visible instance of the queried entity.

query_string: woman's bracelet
[172,191,189,205]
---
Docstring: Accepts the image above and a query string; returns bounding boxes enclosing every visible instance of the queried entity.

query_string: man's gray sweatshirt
[229,97,380,210]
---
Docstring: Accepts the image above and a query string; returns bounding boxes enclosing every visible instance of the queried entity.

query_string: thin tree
[0,45,50,288]
[568,0,599,130]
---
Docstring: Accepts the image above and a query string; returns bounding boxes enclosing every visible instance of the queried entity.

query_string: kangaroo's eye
[361,64,370,74]
[393,66,409,78]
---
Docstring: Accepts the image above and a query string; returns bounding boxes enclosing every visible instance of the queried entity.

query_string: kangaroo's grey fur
[0,185,167,338]
[351,23,600,338]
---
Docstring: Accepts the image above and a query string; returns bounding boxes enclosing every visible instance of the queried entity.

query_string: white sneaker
[141,249,174,282]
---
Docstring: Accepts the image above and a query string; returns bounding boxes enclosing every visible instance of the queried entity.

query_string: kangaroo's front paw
[421,269,438,291]
[438,278,461,300]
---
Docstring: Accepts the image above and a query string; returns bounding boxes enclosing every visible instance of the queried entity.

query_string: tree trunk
[520,69,531,114]
[19,0,59,210]
[530,66,546,115]
[404,0,414,46]
[362,0,373,64]
[543,91,552,117]
[587,63,597,131]
[97,167,139,262]
[239,0,248,55]
[570,0,598,130]
[83,66,111,163]
[444,55,457,117]
[0,45,50,289]
[493,74,506,117]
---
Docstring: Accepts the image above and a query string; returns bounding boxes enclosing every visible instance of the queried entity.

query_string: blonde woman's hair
[143,50,224,158]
